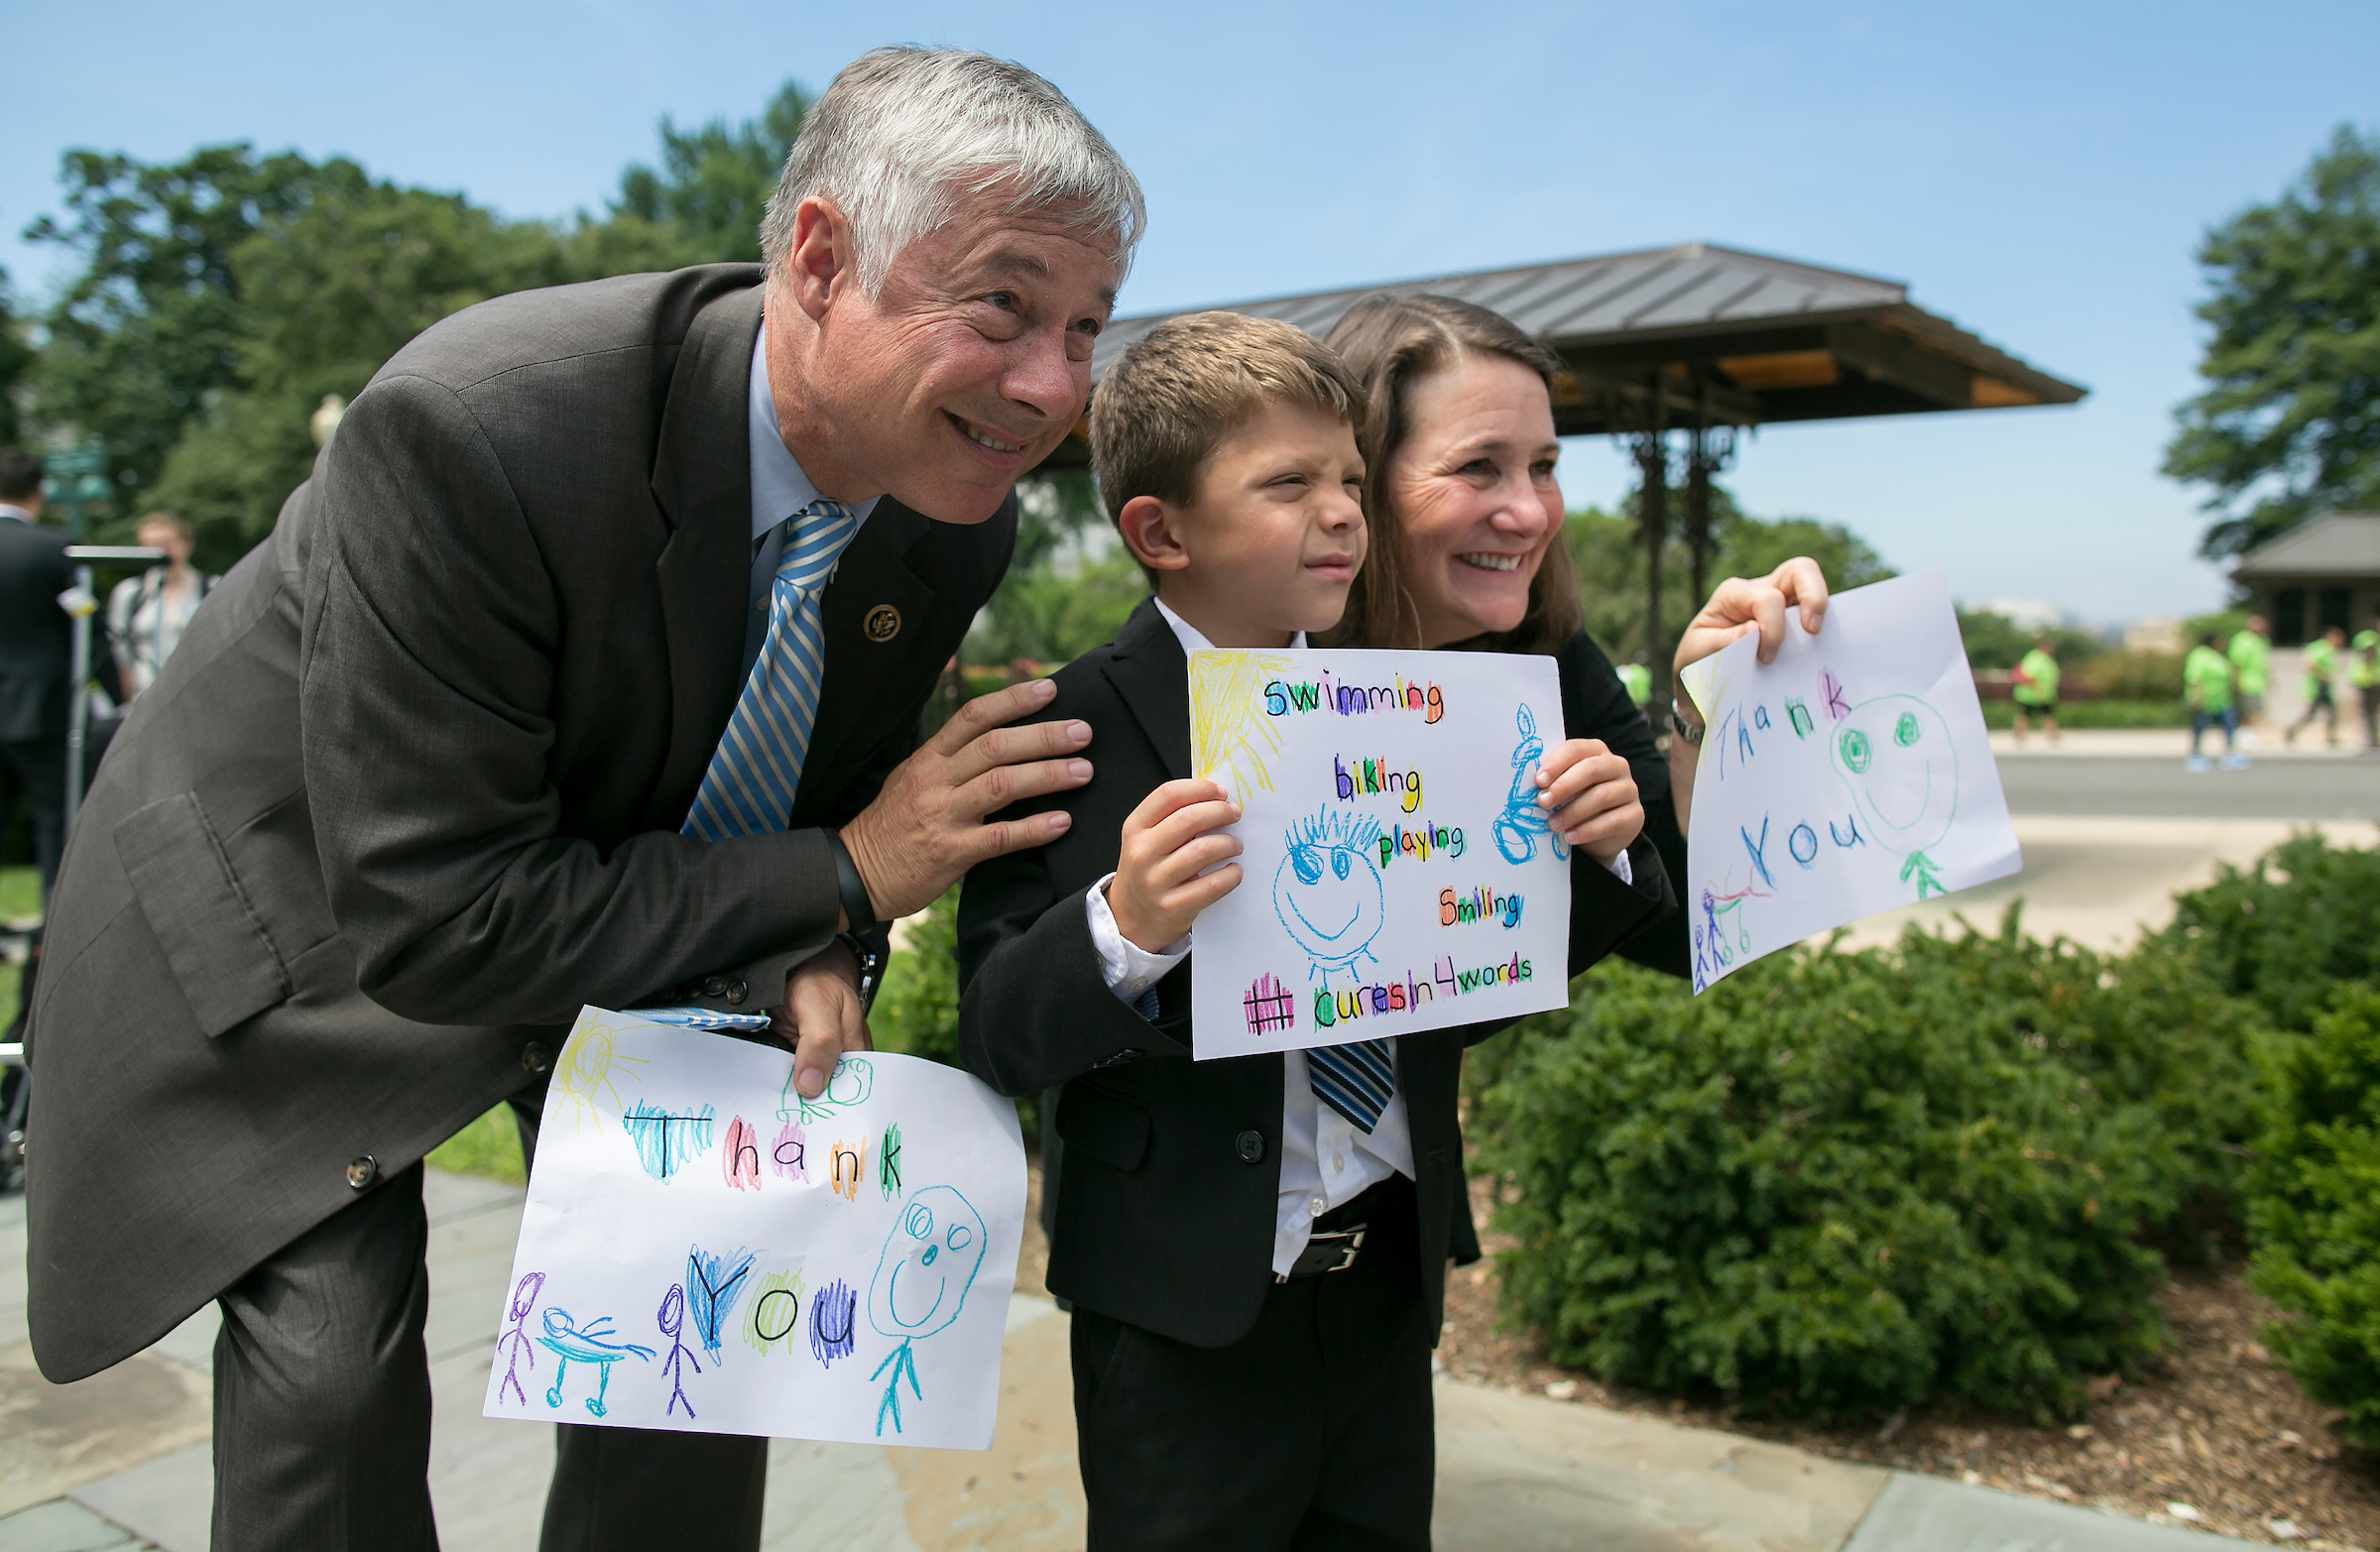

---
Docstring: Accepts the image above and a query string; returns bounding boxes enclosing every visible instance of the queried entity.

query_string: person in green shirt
[2226,615,2271,736]
[2288,625,2345,748]
[2354,619,2380,753]
[2010,637,2061,744]
[1615,655,1651,709]
[2184,630,2246,771]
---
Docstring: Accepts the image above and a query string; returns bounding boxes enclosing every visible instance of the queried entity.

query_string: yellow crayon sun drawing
[553,1015,648,1134]
[1189,649,1294,798]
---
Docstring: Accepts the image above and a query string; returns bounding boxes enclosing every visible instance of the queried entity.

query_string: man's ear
[1117,495,1191,574]
[783,195,857,323]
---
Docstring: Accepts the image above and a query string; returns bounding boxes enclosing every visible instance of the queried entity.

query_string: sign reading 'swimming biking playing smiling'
[1186,649,1573,1060]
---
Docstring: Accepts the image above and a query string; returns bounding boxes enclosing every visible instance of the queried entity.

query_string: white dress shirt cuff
[1084,873,1191,1006]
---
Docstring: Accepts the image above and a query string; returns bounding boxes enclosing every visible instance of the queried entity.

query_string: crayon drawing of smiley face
[1272,809,1385,984]
[869,1185,987,1343]
[1830,695,1958,856]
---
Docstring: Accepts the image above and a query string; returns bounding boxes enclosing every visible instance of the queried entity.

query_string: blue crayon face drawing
[869,1185,987,1344]
[1272,809,1385,984]
[1829,695,1959,857]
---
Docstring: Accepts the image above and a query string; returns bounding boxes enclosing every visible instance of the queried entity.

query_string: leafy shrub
[2074,648,2185,701]
[2247,985,2380,1447]
[874,888,1037,1141]
[1472,912,2259,1423]
[2155,832,2380,1031]
[1979,699,2189,730]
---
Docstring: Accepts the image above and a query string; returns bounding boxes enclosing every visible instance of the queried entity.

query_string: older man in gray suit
[25,48,1139,1552]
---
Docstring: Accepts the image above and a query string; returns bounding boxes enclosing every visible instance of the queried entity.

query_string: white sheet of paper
[481,1008,1025,1450]
[1677,569,2021,993]
[1187,648,1572,1059]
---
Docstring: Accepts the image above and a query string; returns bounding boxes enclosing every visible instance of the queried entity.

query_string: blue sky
[8,1,2376,623]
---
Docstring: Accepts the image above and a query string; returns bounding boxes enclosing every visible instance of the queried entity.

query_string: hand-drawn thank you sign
[483,1009,1027,1450]
[1187,648,1572,1059]
[1676,569,2021,993]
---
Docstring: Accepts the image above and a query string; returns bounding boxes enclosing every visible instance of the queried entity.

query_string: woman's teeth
[1458,552,1523,572]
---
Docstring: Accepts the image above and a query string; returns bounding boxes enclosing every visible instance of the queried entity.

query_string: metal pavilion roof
[1043,242,2086,468]
[2233,513,2380,580]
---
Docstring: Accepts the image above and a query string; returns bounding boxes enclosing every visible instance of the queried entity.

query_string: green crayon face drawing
[1829,695,1958,856]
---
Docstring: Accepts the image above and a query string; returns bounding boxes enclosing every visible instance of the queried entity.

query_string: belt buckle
[1279,1224,1368,1281]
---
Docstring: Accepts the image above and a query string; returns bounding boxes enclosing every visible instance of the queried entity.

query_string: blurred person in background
[2355,617,2380,755]
[2287,623,2345,748]
[105,511,213,699]
[2185,629,2246,772]
[2227,614,2270,742]
[2012,635,2060,745]
[0,447,73,901]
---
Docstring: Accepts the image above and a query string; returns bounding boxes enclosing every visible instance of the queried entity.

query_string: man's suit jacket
[954,597,1669,1350]
[26,266,1014,1382]
[0,515,75,746]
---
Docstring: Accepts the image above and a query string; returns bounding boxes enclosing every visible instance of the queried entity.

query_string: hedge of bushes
[1467,835,2380,1432]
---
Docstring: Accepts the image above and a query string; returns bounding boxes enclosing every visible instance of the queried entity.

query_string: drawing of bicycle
[1492,704,1571,866]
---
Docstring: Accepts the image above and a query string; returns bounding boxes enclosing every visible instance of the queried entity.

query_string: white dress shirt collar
[1150,595,1307,655]
[0,504,34,524]
[749,320,880,545]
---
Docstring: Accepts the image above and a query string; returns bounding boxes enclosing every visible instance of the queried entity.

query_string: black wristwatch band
[825,828,878,935]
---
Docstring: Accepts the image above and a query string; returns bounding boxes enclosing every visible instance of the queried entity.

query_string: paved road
[1999,753,2380,819]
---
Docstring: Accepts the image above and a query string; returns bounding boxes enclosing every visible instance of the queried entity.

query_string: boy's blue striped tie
[683,500,864,840]
[1309,1038,1396,1134]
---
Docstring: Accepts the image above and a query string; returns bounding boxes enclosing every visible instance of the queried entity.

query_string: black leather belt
[1278,1224,1368,1281]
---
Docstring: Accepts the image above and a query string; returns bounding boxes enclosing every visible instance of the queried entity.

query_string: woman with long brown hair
[1322,292,1833,975]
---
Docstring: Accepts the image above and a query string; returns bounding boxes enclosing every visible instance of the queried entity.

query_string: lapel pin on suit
[863,605,902,643]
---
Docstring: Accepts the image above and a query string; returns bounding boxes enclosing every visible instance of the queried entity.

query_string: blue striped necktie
[1309,1039,1396,1134]
[683,500,864,840]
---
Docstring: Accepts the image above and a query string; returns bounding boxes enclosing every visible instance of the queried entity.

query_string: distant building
[2232,513,2380,646]
[2123,617,2184,654]
[1972,597,2066,633]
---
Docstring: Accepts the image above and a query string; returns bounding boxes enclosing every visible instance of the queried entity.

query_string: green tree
[25,145,337,511]
[147,175,661,566]
[2165,125,2380,559]
[615,83,809,265]
[964,471,1148,666]
[0,269,32,449]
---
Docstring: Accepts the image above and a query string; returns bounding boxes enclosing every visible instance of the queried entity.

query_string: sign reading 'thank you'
[1187,649,1572,1060]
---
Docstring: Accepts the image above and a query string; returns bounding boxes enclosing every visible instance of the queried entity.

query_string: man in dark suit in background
[0,447,75,900]
[24,48,1140,1552]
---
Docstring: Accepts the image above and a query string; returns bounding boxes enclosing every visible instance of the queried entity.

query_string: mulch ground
[1437,1173,2380,1549]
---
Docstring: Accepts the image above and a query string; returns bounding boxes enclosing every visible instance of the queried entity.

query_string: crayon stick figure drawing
[779,1054,874,1126]
[496,1271,545,1405]
[1829,694,1959,900]
[868,1186,988,1438]
[1189,649,1294,798]
[1273,809,1385,987]
[1492,704,1570,866]
[621,1101,714,1181]
[657,1283,701,1418]
[686,1246,755,1360]
[550,1015,647,1134]
[536,1308,654,1418]
[745,1269,803,1358]
[809,1277,858,1368]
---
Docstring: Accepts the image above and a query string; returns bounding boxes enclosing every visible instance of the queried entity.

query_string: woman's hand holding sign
[1531,741,1642,863]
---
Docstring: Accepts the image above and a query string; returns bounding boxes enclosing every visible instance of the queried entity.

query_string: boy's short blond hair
[1089,312,1366,573]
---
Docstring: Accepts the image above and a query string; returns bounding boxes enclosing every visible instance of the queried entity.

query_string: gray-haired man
[25,48,1138,1551]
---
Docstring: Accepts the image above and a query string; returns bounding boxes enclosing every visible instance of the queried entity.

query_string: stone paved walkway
[1,1170,2260,1551]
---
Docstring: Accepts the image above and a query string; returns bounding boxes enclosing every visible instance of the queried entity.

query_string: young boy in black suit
[955,312,1668,1550]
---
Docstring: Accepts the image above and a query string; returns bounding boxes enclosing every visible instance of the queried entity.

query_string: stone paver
[0,1497,144,1552]
[1844,1471,2253,1550]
